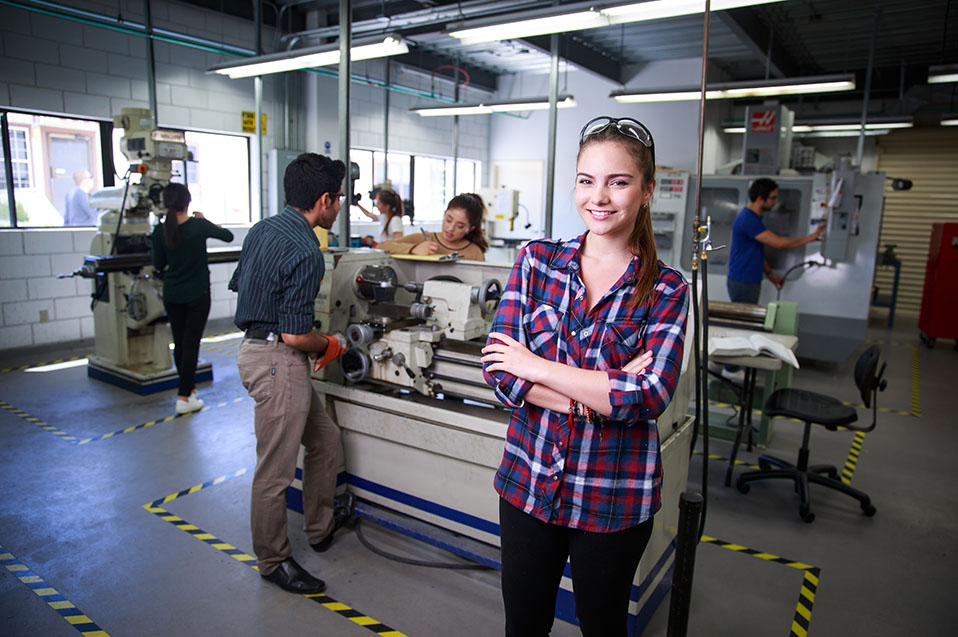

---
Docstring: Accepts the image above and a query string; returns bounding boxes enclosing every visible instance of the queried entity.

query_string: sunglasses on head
[579,116,656,167]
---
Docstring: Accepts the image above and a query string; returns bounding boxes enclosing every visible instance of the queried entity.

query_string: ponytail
[161,183,191,251]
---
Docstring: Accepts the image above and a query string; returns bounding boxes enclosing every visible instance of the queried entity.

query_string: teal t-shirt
[152,217,234,303]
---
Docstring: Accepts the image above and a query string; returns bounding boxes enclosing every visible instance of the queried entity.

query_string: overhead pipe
[856,8,881,168]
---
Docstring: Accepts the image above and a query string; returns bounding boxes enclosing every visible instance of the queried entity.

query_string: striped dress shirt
[229,206,324,335]
[482,234,689,532]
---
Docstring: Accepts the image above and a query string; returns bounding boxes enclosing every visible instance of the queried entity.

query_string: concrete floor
[0,314,955,636]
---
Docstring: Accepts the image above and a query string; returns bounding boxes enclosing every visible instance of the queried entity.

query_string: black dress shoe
[310,494,356,553]
[261,557,326,594]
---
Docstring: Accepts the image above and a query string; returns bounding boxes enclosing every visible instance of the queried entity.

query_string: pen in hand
[421,227,430,239]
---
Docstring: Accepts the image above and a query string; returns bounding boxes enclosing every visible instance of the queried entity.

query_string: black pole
[1,112,18,228]
[667,491,704,637]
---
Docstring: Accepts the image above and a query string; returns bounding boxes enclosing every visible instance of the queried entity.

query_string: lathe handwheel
[478,278,503,317]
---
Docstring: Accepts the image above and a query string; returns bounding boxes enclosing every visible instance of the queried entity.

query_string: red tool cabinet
[918,223,958,348]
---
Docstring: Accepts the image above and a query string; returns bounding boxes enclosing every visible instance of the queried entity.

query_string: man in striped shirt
[229,153,346,595]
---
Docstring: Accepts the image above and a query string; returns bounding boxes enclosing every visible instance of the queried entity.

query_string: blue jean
[724,278,762,372]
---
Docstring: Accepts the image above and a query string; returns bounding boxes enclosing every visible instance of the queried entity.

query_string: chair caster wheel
[736,479,750,494]
[800,507,815,523]
[862,503,877,516]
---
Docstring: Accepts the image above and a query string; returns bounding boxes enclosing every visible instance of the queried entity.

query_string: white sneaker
[175,393,205,414]
[720,368,746,384]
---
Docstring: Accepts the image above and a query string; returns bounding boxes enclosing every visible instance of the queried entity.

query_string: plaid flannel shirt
[483,234,689,532]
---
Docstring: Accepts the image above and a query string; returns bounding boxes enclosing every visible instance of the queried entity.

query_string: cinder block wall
[0,1,493,352]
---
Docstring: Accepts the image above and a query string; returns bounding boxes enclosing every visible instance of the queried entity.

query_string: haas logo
[751,110,776,133]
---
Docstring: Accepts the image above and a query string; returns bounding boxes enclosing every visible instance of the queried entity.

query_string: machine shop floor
[1,317,954,636]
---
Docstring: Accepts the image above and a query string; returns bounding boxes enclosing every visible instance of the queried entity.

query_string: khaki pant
[238,339,340,575]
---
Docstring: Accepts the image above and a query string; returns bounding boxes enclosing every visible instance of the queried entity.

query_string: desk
[708,327,798,486]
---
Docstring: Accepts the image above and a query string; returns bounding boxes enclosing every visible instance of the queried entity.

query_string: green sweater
[152,218,234,303]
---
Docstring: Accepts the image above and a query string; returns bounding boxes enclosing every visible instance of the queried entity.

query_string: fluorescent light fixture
[450,9,607,44]
[613,74,855,102]
[928,63,958,84]
[448,0,785,44]
[723,119,913,134]
[942,117,958,126]
[604,0,782,24]
[209,35,409,79]
[412,95,577,117]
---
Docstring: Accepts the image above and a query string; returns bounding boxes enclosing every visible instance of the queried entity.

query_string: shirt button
[571,330,577,337]
[552,475,558,482]
[558,441,564,448]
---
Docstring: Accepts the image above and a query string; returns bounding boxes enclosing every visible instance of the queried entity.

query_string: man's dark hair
[748,177,778,202]
[284,153,346,211]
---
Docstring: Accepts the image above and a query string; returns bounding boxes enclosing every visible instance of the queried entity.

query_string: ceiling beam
[521,34,622,84]
[717,7,801,79]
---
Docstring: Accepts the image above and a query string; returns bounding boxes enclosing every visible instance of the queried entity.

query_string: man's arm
[281,330,330,354]
[754,223,824,250]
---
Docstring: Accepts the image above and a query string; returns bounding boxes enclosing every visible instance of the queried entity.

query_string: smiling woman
[479,116,690,637]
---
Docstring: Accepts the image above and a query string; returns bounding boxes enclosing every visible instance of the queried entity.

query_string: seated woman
[378,193,487,261]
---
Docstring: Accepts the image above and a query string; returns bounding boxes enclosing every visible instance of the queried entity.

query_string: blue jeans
[724,278,762,372]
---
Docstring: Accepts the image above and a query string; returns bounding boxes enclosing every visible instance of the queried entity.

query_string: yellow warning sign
[241,112,266,134]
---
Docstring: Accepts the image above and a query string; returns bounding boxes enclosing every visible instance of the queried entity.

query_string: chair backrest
[854,345,882,408]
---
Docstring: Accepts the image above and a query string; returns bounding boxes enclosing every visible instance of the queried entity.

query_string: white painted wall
[489,59,734,241]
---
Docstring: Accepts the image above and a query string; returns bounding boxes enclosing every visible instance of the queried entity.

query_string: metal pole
[254,0,263,221]
[1,112,18,228]
[452,78,460,195]
[543,32,559,238]
[667,492,704,637]
[857,8,880,168]
[144,0,157,121]
[337,0,352,245]
[384,59,390,183]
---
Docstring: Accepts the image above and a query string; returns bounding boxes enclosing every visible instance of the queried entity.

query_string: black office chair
[736,345,887,523]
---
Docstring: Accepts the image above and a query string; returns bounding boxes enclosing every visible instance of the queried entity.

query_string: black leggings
[499,498,654,637]
[164,290,211,397]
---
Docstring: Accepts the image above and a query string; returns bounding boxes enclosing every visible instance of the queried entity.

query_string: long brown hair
[577,126,658,309]
[376,188,403,238]
[446,193,488,252]
[162,183,191,251]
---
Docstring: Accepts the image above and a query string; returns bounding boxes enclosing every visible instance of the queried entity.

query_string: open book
[708,333,800,369]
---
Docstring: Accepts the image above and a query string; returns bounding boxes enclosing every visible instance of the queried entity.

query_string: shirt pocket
[596,320,644,370]
[522,304,563,358]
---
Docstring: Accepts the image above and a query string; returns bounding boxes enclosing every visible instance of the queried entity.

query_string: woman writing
[151,183,234,414]
[480,116,689,636]
[378,193,488,261]
[357,188,404,240]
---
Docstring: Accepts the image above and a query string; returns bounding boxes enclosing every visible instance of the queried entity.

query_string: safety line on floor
[0,399,77,441]
[840,431,867,485]
[709,397,913,419]
[199,342,240,355]
[911,346,921,417]
[1,543,110,637]
[144,468,408,637]
[0,354,92,374]
[0,396,247,445]
[701,535,821,637]
[692,450,761,470]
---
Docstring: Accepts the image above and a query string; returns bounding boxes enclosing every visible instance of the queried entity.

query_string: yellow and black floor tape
[0,354,92,374]
[701,535,820,637]
[840,431,866,485]
[0,396,248,445]
[145,467,407,637]
[1,542,110,636]
[911,346,921,417]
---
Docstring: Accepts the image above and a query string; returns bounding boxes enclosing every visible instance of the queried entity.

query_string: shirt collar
[549,232,640,285]
[281,205,320,245]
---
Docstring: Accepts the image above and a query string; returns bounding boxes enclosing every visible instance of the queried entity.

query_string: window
[1,112,102,228]
[113,128,251,224]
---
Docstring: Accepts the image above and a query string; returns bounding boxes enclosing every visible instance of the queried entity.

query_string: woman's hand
[192,210,205,219]
[481,332,548,383]
[412,241,440,256]
[622,349,653,375]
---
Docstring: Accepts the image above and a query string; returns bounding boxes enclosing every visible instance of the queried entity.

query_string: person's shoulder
[655,261,689,295]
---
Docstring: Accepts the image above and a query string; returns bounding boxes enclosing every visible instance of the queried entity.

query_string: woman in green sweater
[152,183,234,414]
